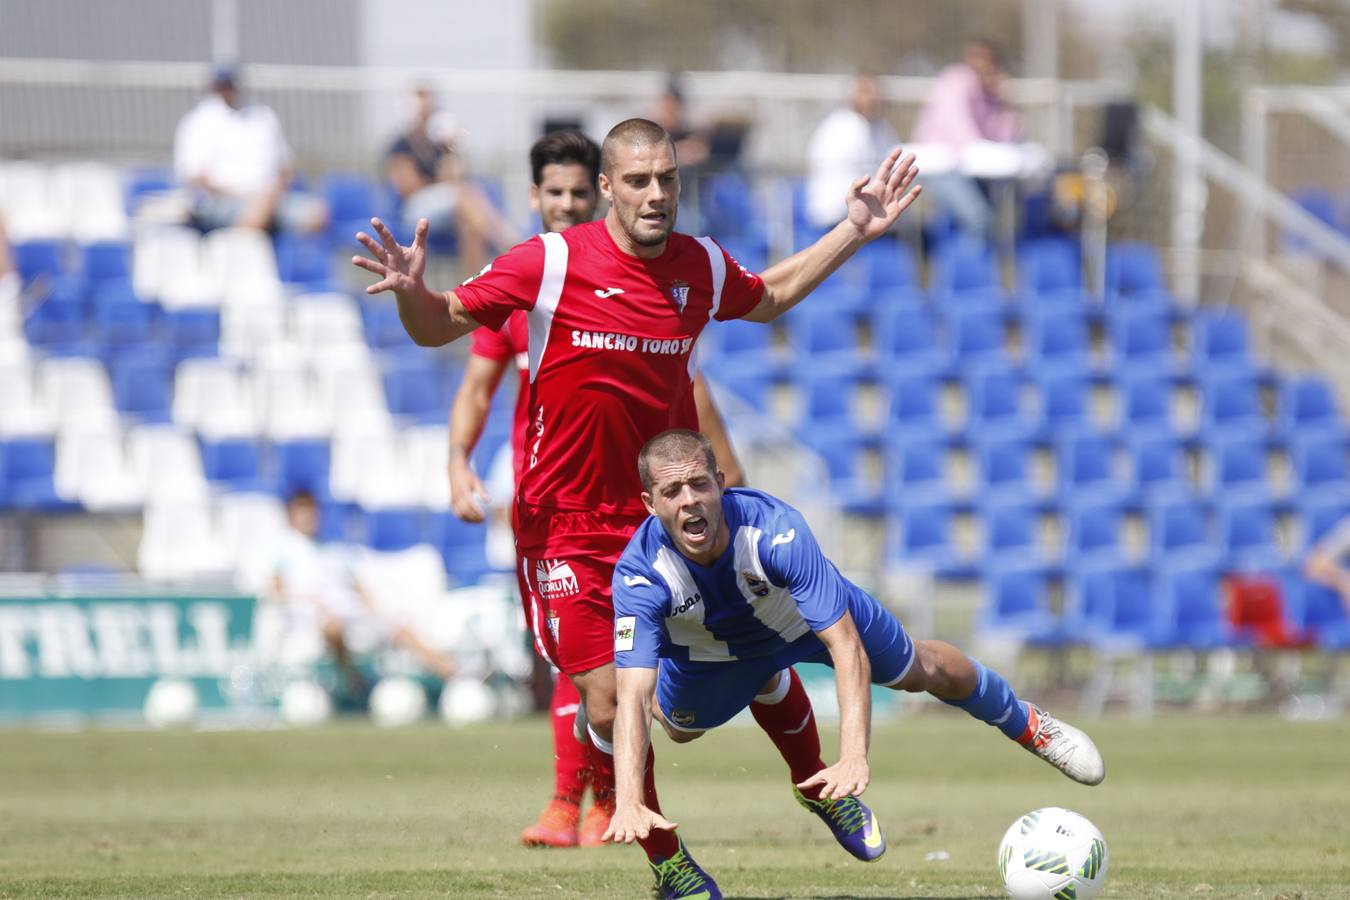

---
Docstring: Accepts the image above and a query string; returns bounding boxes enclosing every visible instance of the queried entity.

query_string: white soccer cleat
[1018,704,1106,786]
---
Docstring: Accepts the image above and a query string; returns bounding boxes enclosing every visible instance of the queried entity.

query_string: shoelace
[1031,715,1075,766]
[815,796,868,835]
[655,851,704,895]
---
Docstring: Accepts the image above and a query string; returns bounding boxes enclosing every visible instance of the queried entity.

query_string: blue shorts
[655,592,915,733]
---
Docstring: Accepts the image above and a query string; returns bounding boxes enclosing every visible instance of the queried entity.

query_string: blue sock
[943,660,1029,740]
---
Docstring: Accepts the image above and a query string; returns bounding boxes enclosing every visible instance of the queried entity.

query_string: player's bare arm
[744,148,920,323]
[692,374,745,488]
[797,611,873,801]
[603,665,678,844]
[352,217,482,346]
[447,354,511,523]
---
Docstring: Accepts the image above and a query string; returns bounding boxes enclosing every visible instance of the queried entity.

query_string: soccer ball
[998,807,1108,900]
[279,680,333,727]
[438,676,498,726]
[143,677,199,728]
[369,676,428,727]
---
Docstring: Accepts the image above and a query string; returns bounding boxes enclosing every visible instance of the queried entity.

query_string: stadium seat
[110,352,173,423]
[1297,495,1350,553]
[1057,435,1131,509]
[948,307,1009,372]
[1018,239,1081,297]
[1105,241,1164,296]
[24,290,86,346]
[798,369,870,439]
[54,427,143,510]
[200,437,266,491]
[1116,373,1180,443]
[124,166,174,215]
[1278,375,1344,445]
[364,507,424,552]
[982,500,1053,576]
[931,237,1000,298]
[0,437,70,510]
[699,171,758,242]
[1199,374,1268,445]
[884,373,950,445]
[13,239,65,285]
[323,171,385,248]
[1064,501,1127,567]
[1109,308,1177,377]
[857,236,919,293]
[1290,437,1350,497]
[883,438,956,511]
[217,491,288,591]
[39,356,117,430]
[965,367,1034,444]
[807,432,883,516]
[786,306,868,375]
[92,284,156,345]
[81,240,131,285]
[1205,439,1276,508]
[1023,309,1094,377]
[1149,497,1220,570]
[974,436,1045,509]
[1062,561,1155,650]
[1192,310,1256,379]
[275,439,332,497]
[1283,575,1350,651]
[274,234,334,287]
[428,510,491,582]
[871,303,949,380]
[137,500,229,581]
[362,302,415,350]
[705,317,780,379]
[978,566,1059,643]
[1154,564,1234,650]
[127,425,211,503]
[383,361,451,423]
[886,501,973,579]
[165,308,222,359]
[1217,501,1284,570]
[1129,435,1192,505]
[1037,372,1096,443]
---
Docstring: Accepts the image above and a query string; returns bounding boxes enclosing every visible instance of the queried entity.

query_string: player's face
[642,455,727,564]
[288,500,319,538]
[600,140,680,250]
[531,162,598,233]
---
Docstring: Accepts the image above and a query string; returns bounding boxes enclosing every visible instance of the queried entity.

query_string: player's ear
[716,470,725,491]
[641,491,657,516]
[598,171,613,202]
[528,183,540,213]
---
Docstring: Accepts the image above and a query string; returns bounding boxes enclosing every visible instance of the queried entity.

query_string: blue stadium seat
[887,501,972,579]
[1023,309,1094,377]
[24,290,87,346]
[1193,310,1255,379]
[275,234,334,287]
[700,172,758,242]
[92,283,156,345]
[884,373,951,445]
[966,367,1034,444]
[200,438,265,490]
[384,362,450,422]
[1037,372,1095,443]
[1109,308,1176,377]
[1282,575,1350,650]
[718,235,769,275]
[1117,374,1180,443]
[81,241,131,285]
[1061,562,1155,650]
[1105,241,1164,296]
[1298,496,1350,554]
[1064,501,1127,567]
[786,306,868,375]
[978,566,1059,642]
[13,239,65,285]
[1206,439,1276,508]
[428,511,490,582]
[275,439,332,497]
[948,307,1009,372]
[0,439,68,510]
[863,238,920,293]
[705,317,780,379]
[124,167,174,215]
[322,171,384,248]
[871,303,949,379]
[1018,239,1081,297]
[798,369,869,440]
[788,178,830,251]
[807,433,883,516]
[982,501,1052,576]
[884,439,956,511]
[365,507,424,552]
[165,309,221,359]
[1291,437,1350,496]
[1154,564,1234,650]
[1149,498,1221,570]
[109,353,172,422]
[1129,435,1191,505]
[1199,374,1267,444]
[975,436,1044,509]
[1278,375,1344,444]
[1217,501,1283,570]
[1057,435,1131,508]
[931,237,999,298]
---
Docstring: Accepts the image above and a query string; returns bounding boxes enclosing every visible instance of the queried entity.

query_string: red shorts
[516,504,646,676]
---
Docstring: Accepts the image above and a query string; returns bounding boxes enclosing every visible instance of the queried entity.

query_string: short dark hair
[601,118,674,176]
[638,429,718,492]
[530,130,601,187]
[287,489,317,508]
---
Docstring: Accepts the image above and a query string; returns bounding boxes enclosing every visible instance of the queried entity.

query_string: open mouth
[682,516,708,540]
[641,211,667,225]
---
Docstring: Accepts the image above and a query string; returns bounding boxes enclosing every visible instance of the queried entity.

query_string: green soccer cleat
[649,837,722,899]
[793,785,887,862]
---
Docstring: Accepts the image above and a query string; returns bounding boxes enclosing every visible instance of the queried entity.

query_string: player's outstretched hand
[843,147,921,242]
[352,216,430,299]
[797,756,870,801]
[448,459,490,523]
[602,803,678,844]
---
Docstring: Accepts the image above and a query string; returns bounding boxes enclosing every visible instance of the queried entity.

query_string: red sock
[750,667,826,800]
[550,676,587,807]
[586,734,678,861]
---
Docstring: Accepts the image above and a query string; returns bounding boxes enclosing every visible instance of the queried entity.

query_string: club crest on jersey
[670,709,696,727]
[742,571,771,597]
[535,559,579,600]
[666,280,691,313]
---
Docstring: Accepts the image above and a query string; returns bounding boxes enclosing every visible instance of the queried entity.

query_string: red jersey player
[354,118,920,899]
[446,130,748,849]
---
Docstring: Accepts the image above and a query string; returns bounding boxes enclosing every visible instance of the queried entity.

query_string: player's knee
[583,693,617,735]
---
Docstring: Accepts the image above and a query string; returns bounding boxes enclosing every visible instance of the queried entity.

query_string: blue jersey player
[602,430,1104,899]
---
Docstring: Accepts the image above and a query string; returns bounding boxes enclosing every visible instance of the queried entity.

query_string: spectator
[268,491,458,692]
[805,73,900,230]
[912,38,1023,240]
[173,64,327,234]
[1303,515,1350,614]
[385,84,515,273]
[652,77,710,171]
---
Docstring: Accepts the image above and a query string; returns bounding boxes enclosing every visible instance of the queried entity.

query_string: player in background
[353,118,920,899]
[446,129,747,849]
[604,430,1105,895]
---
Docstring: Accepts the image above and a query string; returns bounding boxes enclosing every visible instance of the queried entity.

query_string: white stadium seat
[216,491,288,593]
[127,424,210,502]
[50,162,129,242]
[138,501,230,581]
[291,292,364,351]
[205,227,280,287]
[403,424,452,509]
[0,161,63,239]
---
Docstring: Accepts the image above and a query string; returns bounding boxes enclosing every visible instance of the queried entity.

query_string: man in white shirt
[173,65,326,234]
[805,74,900,230]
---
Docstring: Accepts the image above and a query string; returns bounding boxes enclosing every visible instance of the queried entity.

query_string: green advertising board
[0,592,256,719]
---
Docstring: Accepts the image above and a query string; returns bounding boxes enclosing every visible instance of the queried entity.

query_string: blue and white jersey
[612,488,870,669]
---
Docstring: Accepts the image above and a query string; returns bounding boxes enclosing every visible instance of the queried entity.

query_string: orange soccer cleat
[577,800,614,848]
[520,799,581,848]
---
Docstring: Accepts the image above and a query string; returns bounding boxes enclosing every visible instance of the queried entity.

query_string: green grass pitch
[1,711,1347,898]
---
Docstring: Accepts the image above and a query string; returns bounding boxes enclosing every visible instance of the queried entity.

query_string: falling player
[603,430,1105,897]
[445,129,746,848]
[353,117,921,898]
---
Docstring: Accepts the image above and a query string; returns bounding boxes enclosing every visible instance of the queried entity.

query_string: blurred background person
[1303,514,1350,615]
[805,72,900,230]
[173,64,328,234]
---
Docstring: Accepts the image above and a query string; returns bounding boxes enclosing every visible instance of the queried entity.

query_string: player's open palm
[798,756,870,801]
[844,147,921,241]
[353,216,430,299]
[603,803,678,844]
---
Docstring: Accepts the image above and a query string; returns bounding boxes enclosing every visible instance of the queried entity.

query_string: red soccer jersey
[455,220,763,541]
[469,310,530,487]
